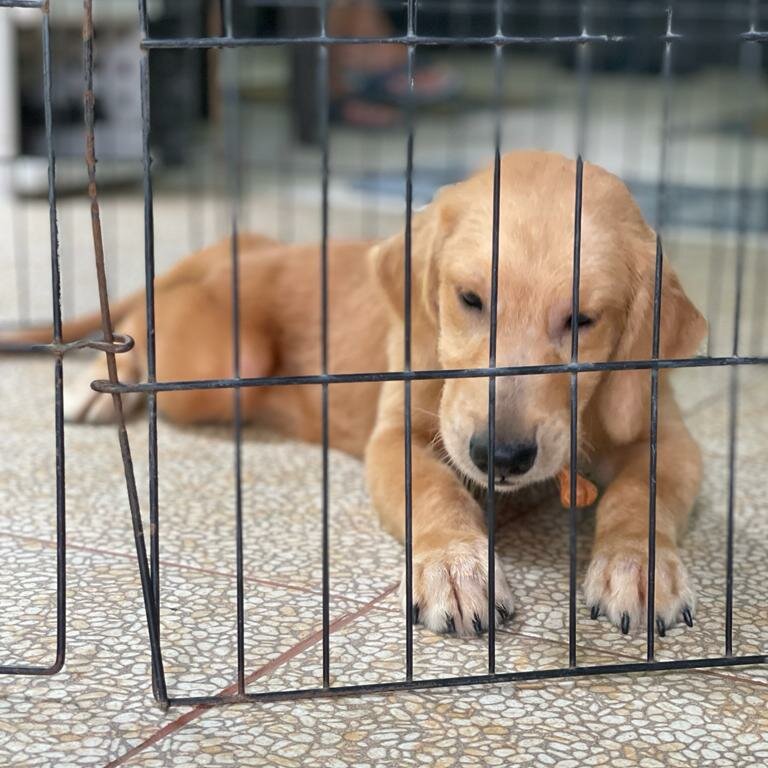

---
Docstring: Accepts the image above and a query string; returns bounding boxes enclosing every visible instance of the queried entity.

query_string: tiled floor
[0,342,765,766]
[1,48,767,768]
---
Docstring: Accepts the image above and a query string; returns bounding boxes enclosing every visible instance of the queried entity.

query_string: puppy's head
[370,151,706,490]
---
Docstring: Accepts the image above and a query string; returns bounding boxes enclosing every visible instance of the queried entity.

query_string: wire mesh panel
[75,0,765,709]
[2,0,766,706]
[0,0,66,677]
[0,0,141,678]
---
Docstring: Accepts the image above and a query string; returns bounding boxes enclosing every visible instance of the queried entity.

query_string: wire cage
[0,0,766,708]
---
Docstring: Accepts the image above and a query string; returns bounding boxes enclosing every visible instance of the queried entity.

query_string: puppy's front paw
[584,540,695,636]
[401,535,514,636]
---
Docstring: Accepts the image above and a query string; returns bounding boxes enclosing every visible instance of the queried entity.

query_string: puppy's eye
[564,313,594,331]
[459,290,483,312]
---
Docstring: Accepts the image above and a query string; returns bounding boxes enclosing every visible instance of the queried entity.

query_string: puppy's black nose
[469,434,538,477]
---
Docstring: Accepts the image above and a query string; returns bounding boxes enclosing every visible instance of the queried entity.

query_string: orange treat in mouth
[557,467,598,508]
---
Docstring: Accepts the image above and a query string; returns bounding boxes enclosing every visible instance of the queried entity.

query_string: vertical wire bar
[568,156,583,668]
[575,6,591,160]
[42,6,66,671]
[89,0,168,704]
[739,6,768,355]
[704,75,732,357]
[568,2,591,669]
[403,0,416,684]
[137,0,161,647]
[646,236,663,658]
[486,0,504,676]
[318,0,331,690]
[646,10,674,660]
[725,1,760,656]
[222,0,246,695]
[746,12,767,359]
[748,223,766,354]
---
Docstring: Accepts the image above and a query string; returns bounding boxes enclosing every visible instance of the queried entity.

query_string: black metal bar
[0,0,45,7]
[646,236,663,657]
[90,355,768,396]
[42,5,65,674]
[318,0,331,690]
[164,654,768,708]
[0,0,66,677]
[222,0,246,694]
[567,1,591,669]
[568,155,584,668]
[747,0,766,361]
[725,1,761,656]
[646,9,674,660]
[703,76,732,358]
[0,334,134,356]
[486,0,503,673]
[402,0,416,685]
[575,8,591,157]
[97,0,167,707]
[222,0,768,21]
[138,0,161,664]
[138,31,768,50]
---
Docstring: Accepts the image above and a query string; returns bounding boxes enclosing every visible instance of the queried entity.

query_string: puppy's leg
[366,423,514,636]
[584,408,701,635]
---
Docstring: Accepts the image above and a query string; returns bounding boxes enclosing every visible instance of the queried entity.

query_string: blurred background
[0,0,767,358]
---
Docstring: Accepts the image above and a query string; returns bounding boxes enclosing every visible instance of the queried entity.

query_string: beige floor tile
[119,671,768,768]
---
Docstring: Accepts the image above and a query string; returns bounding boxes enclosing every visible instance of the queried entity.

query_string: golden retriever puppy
[5,151,706,638]
[366,151,705,636]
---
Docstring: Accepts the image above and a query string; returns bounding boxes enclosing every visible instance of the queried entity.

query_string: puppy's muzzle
[469,432,538,479]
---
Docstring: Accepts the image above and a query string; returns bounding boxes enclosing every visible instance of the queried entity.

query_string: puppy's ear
[598,236,707,445]
[368,191,456,327]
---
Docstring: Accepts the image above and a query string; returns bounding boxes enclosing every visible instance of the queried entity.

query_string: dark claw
[590,604,600,620]
[472,613,483,634]
[411,603,420,625]
[682,607,694,628]
[445,614,456,634]
[656,617,666,637]
[620,612,630,635]
[496,603,512,623]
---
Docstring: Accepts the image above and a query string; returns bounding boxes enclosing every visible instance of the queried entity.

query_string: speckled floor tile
[117,673,768,767]
[0,345,765,766]
[0,357,403,605]
[1,122,767,764]
[0,534,395,766]
[0,534,368,699]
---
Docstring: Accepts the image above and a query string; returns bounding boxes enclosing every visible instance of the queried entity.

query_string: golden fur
[6,151,706,637]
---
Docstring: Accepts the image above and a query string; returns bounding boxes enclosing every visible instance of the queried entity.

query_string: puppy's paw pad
[402,536,514,637]
[584,543,694,635]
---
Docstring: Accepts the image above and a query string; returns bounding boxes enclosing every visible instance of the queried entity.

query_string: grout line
[0,529,385,607]
[104,584,398,767]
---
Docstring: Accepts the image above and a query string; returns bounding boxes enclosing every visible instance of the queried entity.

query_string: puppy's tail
[0,233,279,351]
[0,292,141,350]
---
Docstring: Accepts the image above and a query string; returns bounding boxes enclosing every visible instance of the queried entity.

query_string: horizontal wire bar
[89,355,768,395]
[0,0,46,8]
[0,334,134,356]
[139,31,768,50]
[163,654,767,708]
[0,662,64,675]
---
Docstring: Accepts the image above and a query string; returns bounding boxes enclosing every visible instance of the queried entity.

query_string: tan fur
[3,151,706,637]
